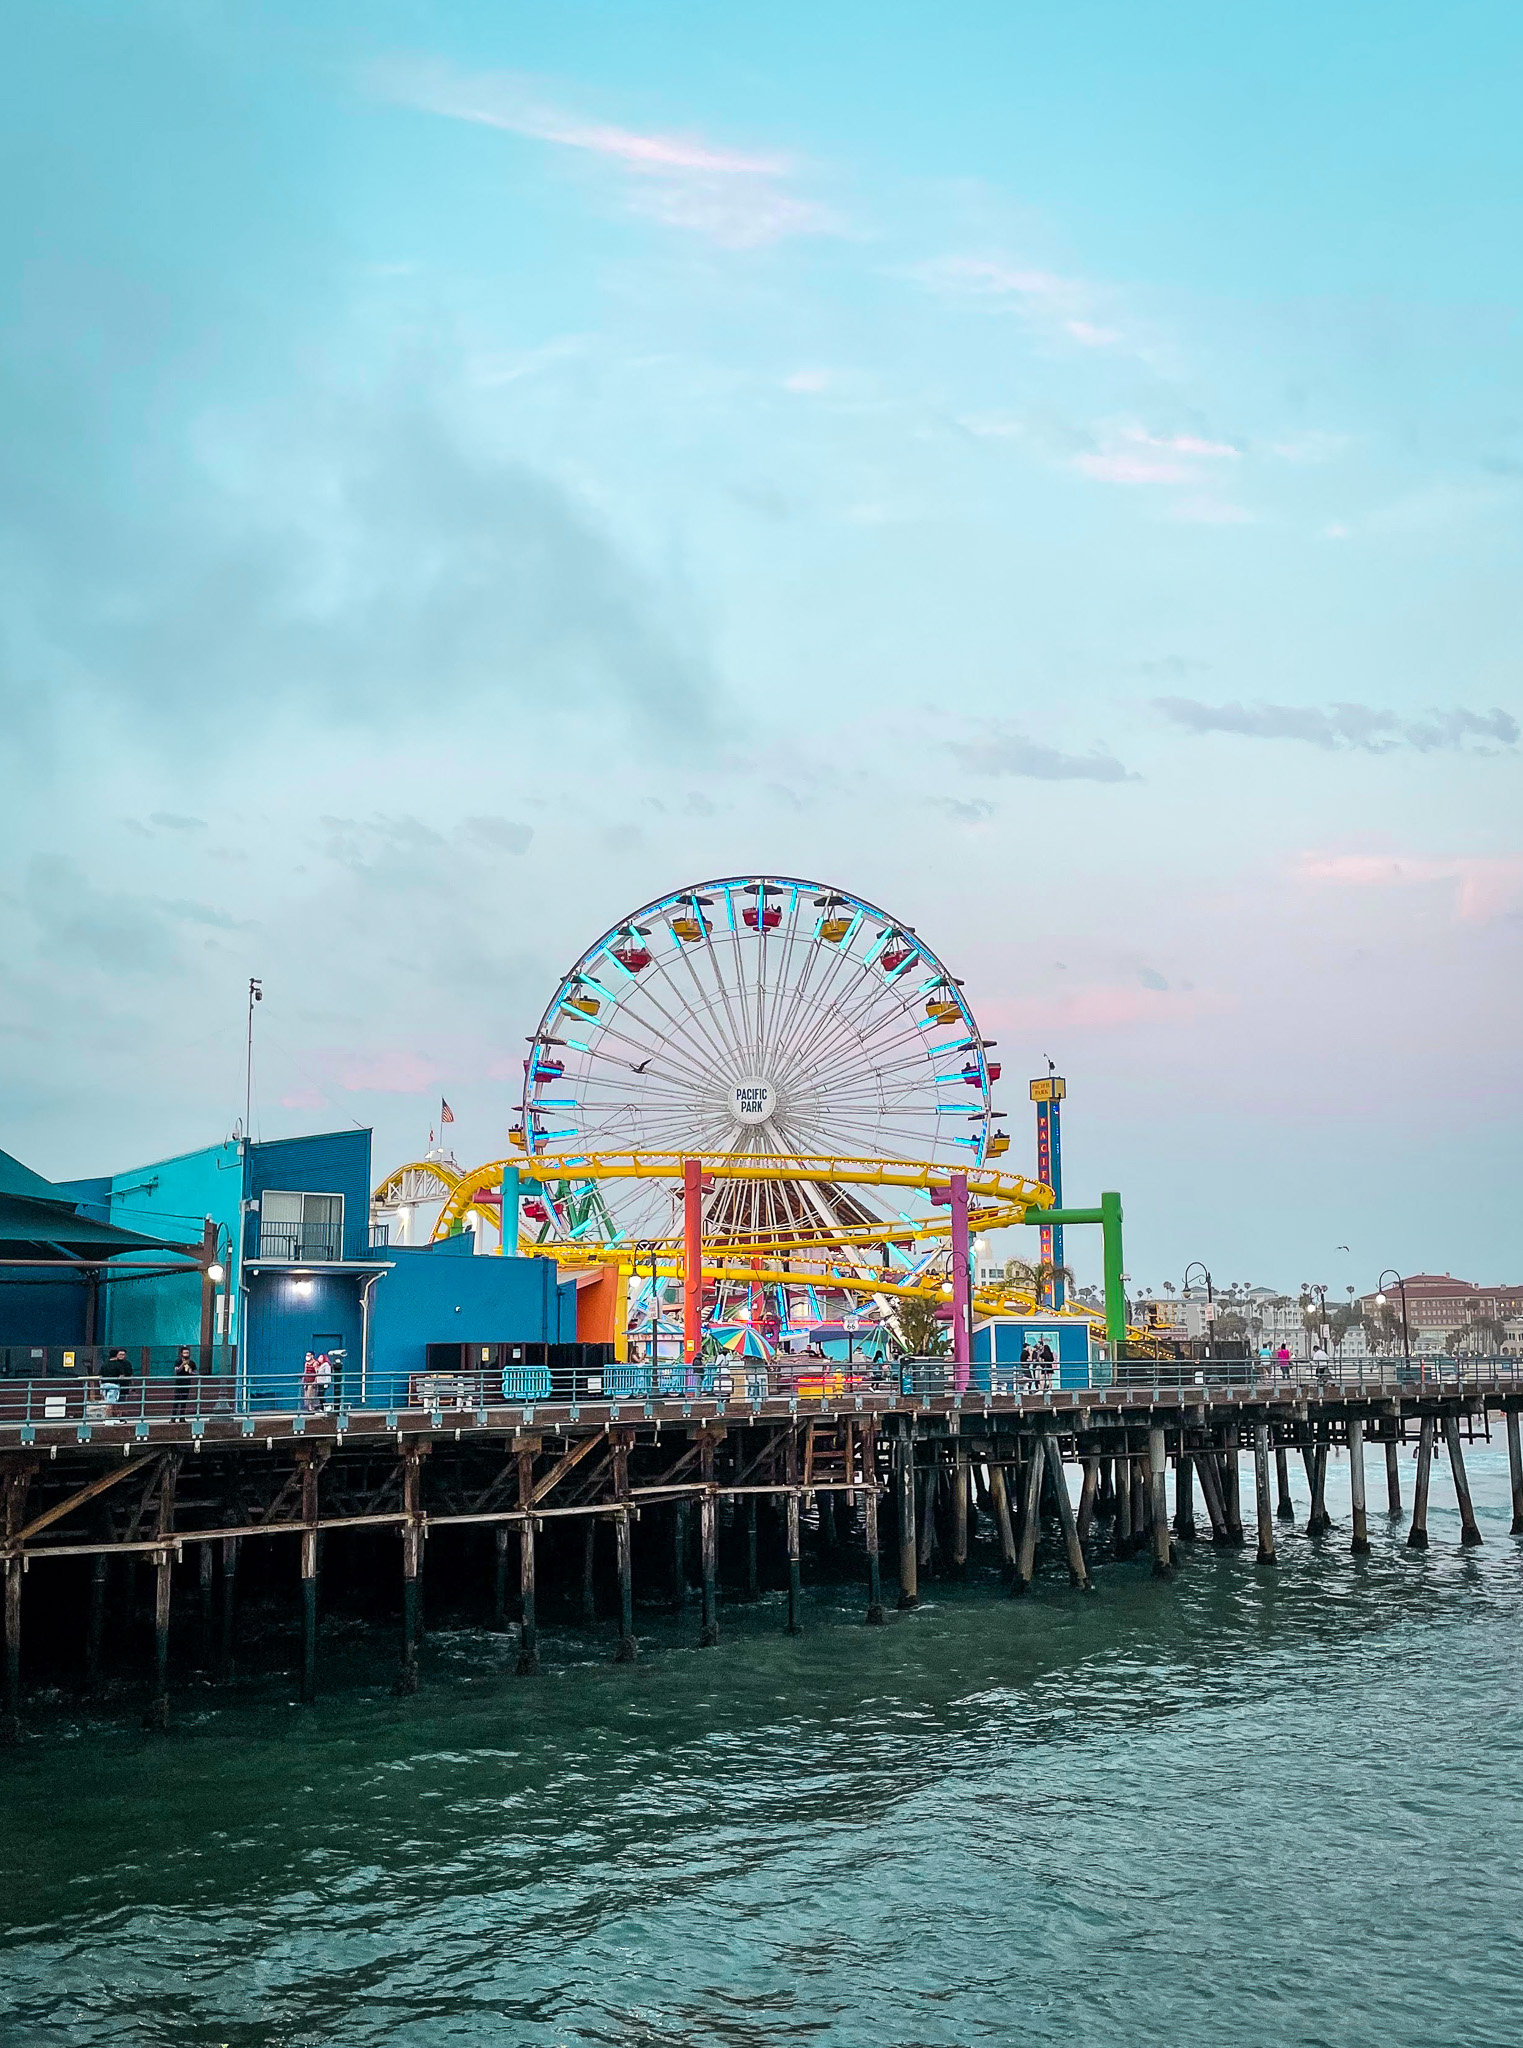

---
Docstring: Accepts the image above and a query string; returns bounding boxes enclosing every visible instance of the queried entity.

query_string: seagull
[631,1059,651,1073]
[1336,1244,1350,1252]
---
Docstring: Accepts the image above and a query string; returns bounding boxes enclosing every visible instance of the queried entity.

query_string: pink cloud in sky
[337,1049,441,1094]
[984,983,1230,1035]
[377,61,832,247]
[1297,851,1523,922]
[1073,424,1241,488]
[279,1087,326,1111]
[1073,450,1194,485]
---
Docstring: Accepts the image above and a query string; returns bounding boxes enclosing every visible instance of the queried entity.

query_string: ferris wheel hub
[731,1077,777,1126]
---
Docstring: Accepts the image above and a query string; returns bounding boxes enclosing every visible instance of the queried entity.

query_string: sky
[2,0,1520,1296]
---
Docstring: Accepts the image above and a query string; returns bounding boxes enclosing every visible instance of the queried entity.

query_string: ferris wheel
[516,875,1006,1245]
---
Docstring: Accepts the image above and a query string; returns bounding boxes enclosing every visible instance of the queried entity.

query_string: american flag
[440,1098,455,1125]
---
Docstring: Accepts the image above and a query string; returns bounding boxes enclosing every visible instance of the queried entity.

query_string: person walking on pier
[301,1351,320,1413]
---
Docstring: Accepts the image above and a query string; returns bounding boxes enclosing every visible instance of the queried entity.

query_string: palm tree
[892,1294,949,1358]
[1004,1257,1076,1312]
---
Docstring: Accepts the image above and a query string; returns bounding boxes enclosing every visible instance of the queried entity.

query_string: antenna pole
[245,979,263,1142]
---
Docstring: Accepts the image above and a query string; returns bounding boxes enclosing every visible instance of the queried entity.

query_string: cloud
[463,816,534,854]
[377,61,836,248]
[22,856,243,976]
[1297,852,1523,923]
[911,256,1119,348]
[1072,425,1240,488]
[1157,699,1519,753]
[949,723,1136,783]
[149,812,207,832]
[337,1049,440,1094]
[931,796,995,822]
[1,395,716,744]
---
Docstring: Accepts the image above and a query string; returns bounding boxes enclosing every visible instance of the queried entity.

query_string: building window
[259,1191,344,1262]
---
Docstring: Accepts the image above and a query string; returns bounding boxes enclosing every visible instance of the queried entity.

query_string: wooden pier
[1,1370,1516,1736]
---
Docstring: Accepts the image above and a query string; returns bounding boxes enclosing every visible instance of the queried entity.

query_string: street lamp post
[1183,1261,1214,1361]
[1375,1270,1414,1382]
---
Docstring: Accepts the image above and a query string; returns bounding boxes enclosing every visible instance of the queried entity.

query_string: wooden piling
[859,1422,884,1625]
[1275,1444,1294,1522]
[86,1550,109,1694]
[951,1441,969,1574]
[785,1429,803,1633]
[895,1432,918,1608]
[1349,1418,1370,1556]
[300,1451,320,1703]
[1307,1442,1331,1536]
[1130,1455,1147,1549]
[1195,1442,1228,1543]
[1042,1435,1092,1590]
[2,1463,28,1740]
[1097,1457,1116,1518]
[1013,1438,1044,1596]
[672,1501,690,1609]
[1254,1421,1276,1566]
[145,1454,179,1730]
[745,1494,760,1600]
[493,1526,511,1631]
[1442,1415,1482,1547]
[198,1541,215,1667]
[219,1533,239,1682]
[1174,1453,1197,1541]
[917,1454,938,1568]
[516,1447,540,1673]
[397,1448,424,1693]
[1076,1457,1099,1546]
[1147,1428,1172,1578]
[699,1434,719,1647]
[1221,1427,1244,1546]
[1114,1438,1133,1559]
[1507,1410,1523,1535]
[1408,1415,1433,1550]
[1385,1438,1403,1519]
[615,1510,637,1661]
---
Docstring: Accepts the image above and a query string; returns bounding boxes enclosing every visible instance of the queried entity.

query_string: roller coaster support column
[1019,1193,1126,1345]
[1030,1074,1067,1308]
[502,1168,520,1255]
[681,1160,713,1369]
[930,1173,972,1388]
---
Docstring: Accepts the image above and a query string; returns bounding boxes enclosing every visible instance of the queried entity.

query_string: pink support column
[683,1158,703,1368]
[932,1172,972,1390]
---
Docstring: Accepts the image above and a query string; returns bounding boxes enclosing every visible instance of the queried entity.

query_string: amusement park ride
[371,876,1129,1364]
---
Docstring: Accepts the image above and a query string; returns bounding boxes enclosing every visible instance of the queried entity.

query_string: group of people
[1019,1338,1057,1390]
[95,1346,201,1418]
[301,1350,338,1413]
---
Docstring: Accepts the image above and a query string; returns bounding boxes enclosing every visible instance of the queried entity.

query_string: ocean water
[3,1442,1523,2048]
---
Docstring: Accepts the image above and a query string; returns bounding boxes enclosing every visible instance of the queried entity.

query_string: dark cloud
[948,724,1136,783]
[1156,698,1518,753]
[932,796,995,822]
[149,813,208,831]
[23,856,246,976]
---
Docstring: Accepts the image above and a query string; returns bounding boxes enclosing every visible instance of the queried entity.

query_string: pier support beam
[989,1458,1018,1577]
[1196,1443,1229,1544]
[1408,1416,1433,1550]
[493,1526,511,1632]
[1113,1440,1133,1559]
[1507,1411,1523,1536]
[1384,1438,1403,1519]
[895,1433,918,1609]
[1045,1436,1092,1590]
[1442,1416,1482,1547]
[1147,1429,1171,1579]
[1254,1422,1276,1566]
[1349,1418,1370,1556]
[2,1463,29,1741]
[785,1430,802,1633]
[516,1447,540,1673]
[1275,1445,1294,1522]
[862,1423,884,1625]
[199,1541,215,1668]
[397,1448,424,1693]
[1221,1428,1244,1546]
[699,1435,719,1648]
[615,1510,637,1662]
[745,1495,759,1600]
[581,1522,597,1628]
[1076,1457,1099,1546]
[951,1442,969,1574]
[1306,1444,1331,1536]
[145,1454,179,1731]
[1097,1458,1116,1519]
[612,1432,637,1661]
[219,1534,239,1683]
[1174,1453,1197,1542]
[299,1452,320,1703]
[1013,1438,1044,1596]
